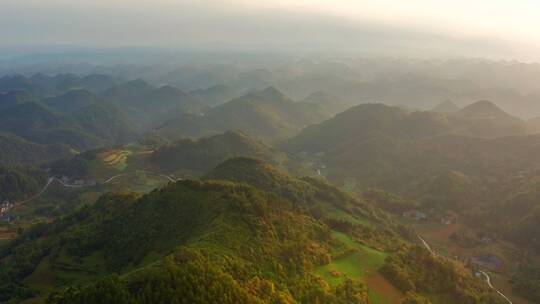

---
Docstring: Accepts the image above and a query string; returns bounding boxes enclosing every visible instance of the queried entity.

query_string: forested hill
[285,102,529,154]
[0,158,504,303]
[155,87,330,142]
[150,130,286,174]
[0,166,47,202]
[0,133,73,166]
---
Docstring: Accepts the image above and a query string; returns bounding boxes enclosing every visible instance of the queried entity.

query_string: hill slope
[287,102,529,154]
[0,133,73,166]
[150,130,286,174]
[0,91,34,111]
[156,87,329,141]
[301,91,357,116]
[190,84,239,106]
[0,158,504,303]
[453,100,528,137]
[102,80,204,131]
[42,89,104,114]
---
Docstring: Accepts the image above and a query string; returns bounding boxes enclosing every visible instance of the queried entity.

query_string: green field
[315,231,402,303]
[315,231,387,285]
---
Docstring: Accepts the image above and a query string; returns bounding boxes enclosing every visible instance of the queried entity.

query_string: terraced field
[97,149,131,170]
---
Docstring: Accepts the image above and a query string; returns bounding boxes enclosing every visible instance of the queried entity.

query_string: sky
[1,0,540,60]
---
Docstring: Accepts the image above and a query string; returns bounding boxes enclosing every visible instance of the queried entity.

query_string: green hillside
[102,80,204,131]
[151,130,286,175]
[0,133,73,166]
[156,87,329,142]
[42,90,103,114]
[0,157,504,303]
[0,166,47,202]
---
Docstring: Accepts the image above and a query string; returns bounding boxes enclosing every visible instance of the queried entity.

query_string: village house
[440,211,458,225]
[470,255,504,272]
[481,236,493,244]
[0,200,13,215]
[402,210,427,220]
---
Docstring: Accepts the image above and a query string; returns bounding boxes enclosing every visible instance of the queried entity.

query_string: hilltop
[0,159,503,303]
[286,102,529,154]
[151,130,285,175]
[102,80,204,131]
[156,87,329,142]
[457,100,514,119]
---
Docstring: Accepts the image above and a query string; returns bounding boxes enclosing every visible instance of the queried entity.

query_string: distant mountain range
[0,73,119,96]
[156,87,331,142]
[0,77,226,156]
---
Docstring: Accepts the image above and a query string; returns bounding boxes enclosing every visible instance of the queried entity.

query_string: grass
[315,231,402,303]
[23,250,108,302]
[78,191,102,205]
[22,257,54,302]
[315,231,387,285]
[323,205,372,226]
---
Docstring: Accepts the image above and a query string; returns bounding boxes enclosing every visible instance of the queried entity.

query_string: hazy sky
[2,0,539,60]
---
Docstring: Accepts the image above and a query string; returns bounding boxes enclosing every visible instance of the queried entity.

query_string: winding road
[479,271,513,304]
[417,235,434,255]
[15,171,179,207]
[18,177,55,205]
[102,171,178,184]
[417,235,512,304]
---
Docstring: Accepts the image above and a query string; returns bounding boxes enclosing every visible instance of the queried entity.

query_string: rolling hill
[0,166,48,202]
[156,87,329,141]
[300,91,357,116]
[453,100,528,137]
[102,80,204,130]
[0,102,107,150]
[42,89,104,114]
[0,91,34,111]
[0,133,73,166]
[0,74,119,98]
[0,158,503,303]
[284,103,540,209]
[0,91,137,151]
[71,102,137,144]
[150,130,286,174]
[286,102,529,154]
[190,84,240,106]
